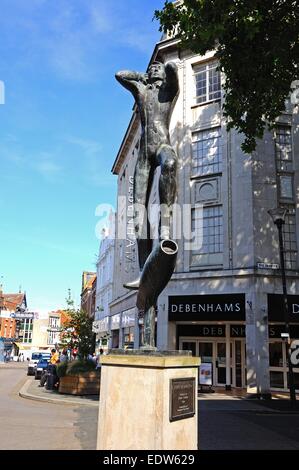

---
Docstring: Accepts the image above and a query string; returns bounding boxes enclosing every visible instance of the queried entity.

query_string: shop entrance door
[180,338,225,386]
[180,340,213,365]
[269,339,299,392]
[180,337,245,388]
[231,340,246,388]
[216,342,227,386]
[181,340,197,357]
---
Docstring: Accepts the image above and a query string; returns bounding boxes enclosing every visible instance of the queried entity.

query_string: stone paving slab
[19,378,99,407]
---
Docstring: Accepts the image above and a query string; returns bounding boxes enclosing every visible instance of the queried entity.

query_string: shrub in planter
[56,361,68,378]
[56,359,96,378]
[58,360,100,395]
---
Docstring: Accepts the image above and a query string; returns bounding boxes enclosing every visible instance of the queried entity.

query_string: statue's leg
[142,305,156,349]
[133,156,155,270]
[157,144,177,240]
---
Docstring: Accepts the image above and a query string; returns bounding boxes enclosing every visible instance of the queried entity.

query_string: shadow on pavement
[198,398,299,450]
[73,405,98,450]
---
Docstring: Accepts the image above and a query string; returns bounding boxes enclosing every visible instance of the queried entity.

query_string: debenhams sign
[169,294,245,321]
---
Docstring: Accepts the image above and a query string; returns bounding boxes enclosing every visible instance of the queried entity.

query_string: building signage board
[121,308,135,328]
[177,324,246,338]
[230,325,246,337]
[269,324,299,339]
[92,317,109,334]
[199,363,213,386]
[169,378,195,422]
[257,262,279,270]
[268,294,299,322]
[169,294,246,321]
[98,317,109,332]
[10,312,35,320]
[110,314,120,330]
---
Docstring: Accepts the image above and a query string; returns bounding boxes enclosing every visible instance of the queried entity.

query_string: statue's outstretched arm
[165,62,179,97]
[115,71,147,96]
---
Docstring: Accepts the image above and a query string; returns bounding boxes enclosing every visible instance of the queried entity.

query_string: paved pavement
[198,393,299,450]
[2,362,299,450]
[20,376,99,407]
[0,363,98,450]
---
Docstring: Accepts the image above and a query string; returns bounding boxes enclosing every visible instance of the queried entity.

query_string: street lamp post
[268,207,296,401]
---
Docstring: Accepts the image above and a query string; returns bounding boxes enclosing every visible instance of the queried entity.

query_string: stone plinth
[97,352,200,450]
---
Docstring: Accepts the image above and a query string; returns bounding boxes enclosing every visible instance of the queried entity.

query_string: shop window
[270,371,284,388]
[111,330,119,348]
[291,373,299,390]
[123,327,134,349]
[181,341,196,357]
[198,342,213,363]
[269,342,283,367]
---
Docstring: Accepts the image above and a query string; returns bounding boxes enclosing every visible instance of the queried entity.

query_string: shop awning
[13,342,27,350]
[13,342,32,350]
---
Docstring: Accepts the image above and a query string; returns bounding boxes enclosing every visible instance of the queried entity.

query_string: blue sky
[0,0,165,314]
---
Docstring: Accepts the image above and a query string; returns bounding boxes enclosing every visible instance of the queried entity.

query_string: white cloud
[89,4,114,34]
[66,136,102,155]
[0,1,160,82]
[34,152,62,180]
[65,135,111,186]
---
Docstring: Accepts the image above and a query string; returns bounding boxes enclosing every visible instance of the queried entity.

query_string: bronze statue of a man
[116,61,179,288]
[116,61,179,348]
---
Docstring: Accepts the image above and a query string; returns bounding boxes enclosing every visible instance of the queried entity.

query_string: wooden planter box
[59,371,101,395]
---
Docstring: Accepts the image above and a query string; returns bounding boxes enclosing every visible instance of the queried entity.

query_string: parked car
[27,352,51,376]
[34,357,50,380]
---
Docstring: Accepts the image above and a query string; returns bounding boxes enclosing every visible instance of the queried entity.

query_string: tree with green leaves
[60,291,95,360]
[154,0,299,153]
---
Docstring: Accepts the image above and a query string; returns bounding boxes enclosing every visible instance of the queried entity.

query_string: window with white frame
[191,206,223,254]
[275,126,293,172]
[282,205,297,270]
[47,330,59,345]
[18,319,33,343]
[192,128,222,177]
[275,126,294,201]
[274,127,297,269]
[193,61,221,104]
[49,316,59,329]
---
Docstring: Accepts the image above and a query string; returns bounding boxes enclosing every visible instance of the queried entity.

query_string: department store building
[110,34,299,397]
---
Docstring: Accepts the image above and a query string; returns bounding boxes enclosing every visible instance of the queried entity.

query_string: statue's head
[148,61,166,82]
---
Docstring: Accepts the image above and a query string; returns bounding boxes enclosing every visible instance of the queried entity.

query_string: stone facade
[93,212,116,352]
[110,36,299,396]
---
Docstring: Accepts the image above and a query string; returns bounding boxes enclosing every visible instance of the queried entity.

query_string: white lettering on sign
[292,304,299,314]
[225,304,233,312]
[257,262,279,270]
[171,302,241,313]
[290,340,299,366]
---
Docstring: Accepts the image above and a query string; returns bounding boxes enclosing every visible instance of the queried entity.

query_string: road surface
[0,363,98,450]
